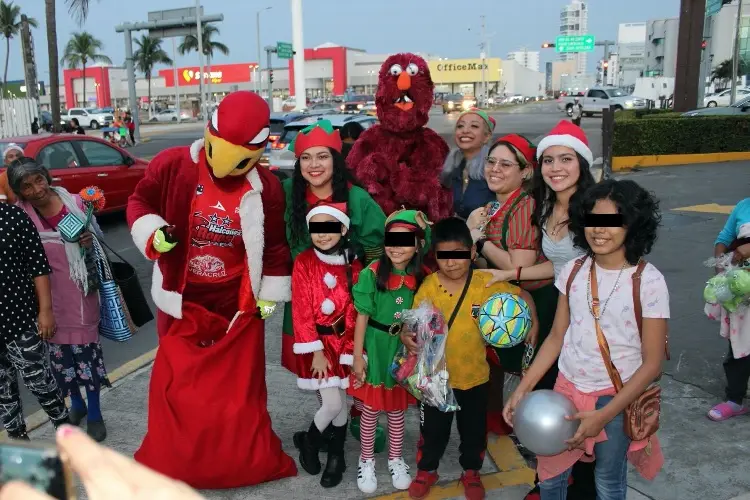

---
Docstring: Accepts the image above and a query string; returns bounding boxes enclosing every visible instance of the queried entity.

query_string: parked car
[0,134,148,212]
[259,111,309,171]
[61,108,114,129]
[303,102,340,116]
[340,95,374,114]
[268,114,379,177]
[703,87,750,107]
[683,95,750,117]
[359,101,377,117]
[442,93,476,114]
[149,109,192,122]
[557,87,648,116]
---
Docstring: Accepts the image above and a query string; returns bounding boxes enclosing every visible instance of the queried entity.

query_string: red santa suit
[126,91,296,489]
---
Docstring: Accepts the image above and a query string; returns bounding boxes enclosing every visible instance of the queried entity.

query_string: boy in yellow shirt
[402,217,538,500]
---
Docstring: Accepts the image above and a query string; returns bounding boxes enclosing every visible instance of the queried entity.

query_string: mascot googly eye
[406,63,419,76]
[389,64,403,76]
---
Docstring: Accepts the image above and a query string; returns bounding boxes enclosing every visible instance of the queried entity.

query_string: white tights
[313,387,348,432]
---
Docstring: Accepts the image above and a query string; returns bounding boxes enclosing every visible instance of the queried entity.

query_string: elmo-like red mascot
[347,53,452,221]
[126,91,297,488]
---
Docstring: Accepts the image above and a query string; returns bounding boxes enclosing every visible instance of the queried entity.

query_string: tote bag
[95,240,136,342]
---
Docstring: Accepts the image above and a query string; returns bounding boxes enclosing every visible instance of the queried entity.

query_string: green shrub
[616,109,682,121]
[613,115,750,156]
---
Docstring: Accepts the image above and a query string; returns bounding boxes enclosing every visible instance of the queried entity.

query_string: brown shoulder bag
[566,256,669,442]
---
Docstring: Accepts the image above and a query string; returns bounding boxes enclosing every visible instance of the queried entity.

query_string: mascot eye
[389,64,403,76]
[211,110,219,133]
[249,127,270,145]
[406,63,419,76]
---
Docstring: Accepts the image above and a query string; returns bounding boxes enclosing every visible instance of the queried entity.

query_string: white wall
[502,60,546,96]
[618,22,647,44]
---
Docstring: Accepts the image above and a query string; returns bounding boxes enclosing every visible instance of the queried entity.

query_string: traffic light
[269,70,274,84]
[702,40,708,50]
[603,61,609,77]
[542,42,555,49]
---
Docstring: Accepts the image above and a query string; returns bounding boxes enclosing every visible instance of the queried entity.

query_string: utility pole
[291,0,306,112]
[195,0,206,118]
[673,0,705,112]
[172,37,180,122]
[480,15,487,105]
[256,7,272,95]
[731,0,745,105]
[266,47,274,110]
[124,29,140,142]
[698,13,712,107]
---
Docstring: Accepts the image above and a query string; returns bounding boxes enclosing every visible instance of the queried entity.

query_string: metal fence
[0,98,38,138]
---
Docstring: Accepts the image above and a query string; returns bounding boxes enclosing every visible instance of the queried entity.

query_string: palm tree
[134,35,173,119]
[711,59,733,88]
[46,0,94,131]
[0,1,37,97]
[61,31,112,107]
[179,24,229,106]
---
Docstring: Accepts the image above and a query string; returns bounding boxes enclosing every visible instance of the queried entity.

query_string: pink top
[536,373,664,482]
[18,196,100,345]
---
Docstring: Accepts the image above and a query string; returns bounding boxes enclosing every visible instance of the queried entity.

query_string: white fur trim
[297,376,349,390]
[536,134,594,166]
[239,168,265,299]
[259,275,292,302]
[314,249,347,266]
[190,138,205,163]
[324,272,337,289]
[293,340,324,354]
[151,263,183,319]
[321,298,336,315]
[306,205,350,228]
[340,354,354,365]
[0,194,7,200]
[130,213,169,260]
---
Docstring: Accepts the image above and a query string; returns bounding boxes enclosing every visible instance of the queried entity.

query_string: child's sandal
[707,402,748,421]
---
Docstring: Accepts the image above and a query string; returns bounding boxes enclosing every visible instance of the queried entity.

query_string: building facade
[644,17,680,78]
[500,60,546,97]
[559,0,589,74]
[616,22,647,87]
[507,48,540,72]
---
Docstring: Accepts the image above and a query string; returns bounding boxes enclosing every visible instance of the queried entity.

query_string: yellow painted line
[613,152,750,171]
[373,435,535,499]
[0,347,158,439]
[673,203,735,214]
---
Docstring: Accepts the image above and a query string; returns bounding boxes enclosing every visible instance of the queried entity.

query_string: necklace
[547,206,569,237]
[587,260,628,320]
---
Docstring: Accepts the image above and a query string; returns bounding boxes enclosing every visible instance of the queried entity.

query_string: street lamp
[257,7,272,95]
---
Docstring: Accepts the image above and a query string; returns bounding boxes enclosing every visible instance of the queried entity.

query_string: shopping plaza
[39,43,545,112]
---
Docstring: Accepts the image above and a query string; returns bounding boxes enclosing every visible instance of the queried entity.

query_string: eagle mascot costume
[347,53,452,222]
[126,91,297,488]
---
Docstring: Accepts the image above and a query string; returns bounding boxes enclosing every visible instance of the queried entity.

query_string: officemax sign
[428,58,502,84]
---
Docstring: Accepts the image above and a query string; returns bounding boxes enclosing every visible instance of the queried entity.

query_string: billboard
[159,63,259,87]
[428,58,502,84]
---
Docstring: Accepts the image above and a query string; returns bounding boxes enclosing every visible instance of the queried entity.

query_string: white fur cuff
[297,376,349,390]
[293,340,323,354]
[259,275,292,303]
[340,353,366,365]
[131,213,169,260]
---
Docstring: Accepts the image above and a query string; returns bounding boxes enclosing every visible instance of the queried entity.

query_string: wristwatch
[475,238,486,255]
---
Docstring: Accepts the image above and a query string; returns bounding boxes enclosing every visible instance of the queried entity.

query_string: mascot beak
[203,128,263,178]
[395,72,414,111]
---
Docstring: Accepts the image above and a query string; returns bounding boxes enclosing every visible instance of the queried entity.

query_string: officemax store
[429,58,503,96]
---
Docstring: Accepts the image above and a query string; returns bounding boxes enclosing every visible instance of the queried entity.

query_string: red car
[0,134,148,213]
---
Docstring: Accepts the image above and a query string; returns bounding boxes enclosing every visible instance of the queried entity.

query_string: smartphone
[0,440,75,500]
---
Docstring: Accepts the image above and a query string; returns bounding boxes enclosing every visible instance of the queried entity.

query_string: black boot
[298,422,323,475]
[320,424,347,488]
[295,424,334,453]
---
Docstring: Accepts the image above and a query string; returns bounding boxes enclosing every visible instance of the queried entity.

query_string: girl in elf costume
[349,209,430,494]
[282,120,388,451]
[292,203,363,489]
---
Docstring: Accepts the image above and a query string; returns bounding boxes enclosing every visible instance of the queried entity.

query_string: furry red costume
[126,91,297,488]
[347,53,452,222]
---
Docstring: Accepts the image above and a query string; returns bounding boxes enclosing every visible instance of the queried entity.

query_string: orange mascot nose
[397,72,411,91]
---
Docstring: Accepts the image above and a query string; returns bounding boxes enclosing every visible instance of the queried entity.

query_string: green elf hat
[458,108,496,132]
[385,208,432,253]
[287,119,343,156]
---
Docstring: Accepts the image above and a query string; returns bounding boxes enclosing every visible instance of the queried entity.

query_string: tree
[179,24,229,106]
[134,35,172,119]
[46,0,95,131]
[712,58,749,88]
[61,31,112,107]
[0,1,37,97]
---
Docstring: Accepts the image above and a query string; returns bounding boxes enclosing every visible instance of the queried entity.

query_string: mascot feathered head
[376,53,434,133]
[203,91,271,178]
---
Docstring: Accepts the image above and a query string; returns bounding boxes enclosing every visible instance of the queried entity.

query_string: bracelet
[516,266,523,281]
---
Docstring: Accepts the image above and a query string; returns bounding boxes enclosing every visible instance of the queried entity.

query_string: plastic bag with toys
[703,253,750,313]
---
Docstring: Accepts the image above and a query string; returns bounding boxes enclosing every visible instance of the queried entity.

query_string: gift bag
[95,240,136,342]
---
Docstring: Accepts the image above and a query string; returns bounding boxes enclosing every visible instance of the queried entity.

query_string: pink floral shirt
[556,258,670,393]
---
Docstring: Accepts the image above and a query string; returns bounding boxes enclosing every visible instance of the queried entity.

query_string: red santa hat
[306,203,350,229]
[536,120,594,166]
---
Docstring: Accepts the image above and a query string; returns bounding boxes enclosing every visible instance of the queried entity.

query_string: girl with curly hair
[504,179,669,500]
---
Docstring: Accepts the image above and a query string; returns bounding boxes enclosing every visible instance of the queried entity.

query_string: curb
[612,152,750,171]
[0,347,158,438]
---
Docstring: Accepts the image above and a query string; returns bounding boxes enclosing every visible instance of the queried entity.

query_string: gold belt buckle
[388,321,403,337]
[331,315,345,337]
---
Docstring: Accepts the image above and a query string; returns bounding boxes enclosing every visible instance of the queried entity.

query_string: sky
[10,0,681,83]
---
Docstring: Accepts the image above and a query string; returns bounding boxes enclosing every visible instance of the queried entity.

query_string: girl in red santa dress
[292,203,363,489]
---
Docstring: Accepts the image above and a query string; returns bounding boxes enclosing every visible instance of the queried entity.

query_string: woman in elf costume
[349,209,430,494]
[282,120,387,449]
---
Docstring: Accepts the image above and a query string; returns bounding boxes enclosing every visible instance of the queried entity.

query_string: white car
[62,107,113,129]
[704,87,750,107]
[149,109,192,122]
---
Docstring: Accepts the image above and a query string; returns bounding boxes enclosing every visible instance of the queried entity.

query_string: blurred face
[309,213,346,251]
[541,146,581,193]
[300,146,334,189]
[18,173,52,205]
[584,198,627,258]
[4,149,22,166]
[484,145,529,196]
[385,227,418,268]
[455,114,490,152]
[435,241,475,281]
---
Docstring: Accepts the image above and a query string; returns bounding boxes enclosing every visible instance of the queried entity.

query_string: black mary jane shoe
[69,407,88,427]
[86,420,107,442]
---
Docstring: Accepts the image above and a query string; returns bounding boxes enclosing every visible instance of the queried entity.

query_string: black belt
[316,316,345,337]
[368,318,402,336]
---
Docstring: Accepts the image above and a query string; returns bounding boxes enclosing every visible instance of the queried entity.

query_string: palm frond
[210,41,230,56]
[66,0,94,27]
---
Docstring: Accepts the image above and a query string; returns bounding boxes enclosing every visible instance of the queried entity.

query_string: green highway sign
[706,0,722,16]
[276,41,294,59]
[555,35,595,53]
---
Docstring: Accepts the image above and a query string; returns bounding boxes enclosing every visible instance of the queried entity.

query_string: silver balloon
[512,390,580,456]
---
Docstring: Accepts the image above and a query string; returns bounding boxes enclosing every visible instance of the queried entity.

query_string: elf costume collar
[367,261,421,291]
[289,120,343,156]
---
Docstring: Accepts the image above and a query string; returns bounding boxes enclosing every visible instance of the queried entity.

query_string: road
[18,103,603,415]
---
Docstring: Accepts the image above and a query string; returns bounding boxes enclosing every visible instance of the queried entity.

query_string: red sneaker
[487,410,513,435]
[460,470,485,500]
[408,470,439,499]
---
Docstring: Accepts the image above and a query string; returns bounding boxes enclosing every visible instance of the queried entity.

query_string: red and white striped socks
[359,406,405,461]
[386,410,405,460]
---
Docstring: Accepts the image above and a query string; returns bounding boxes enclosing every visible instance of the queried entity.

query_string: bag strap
[566,255,588,297]
[499,191,529,251]
[631,259,671,360]
[589,262,625,393]
[97,236,134,267]
[447,268,473,330]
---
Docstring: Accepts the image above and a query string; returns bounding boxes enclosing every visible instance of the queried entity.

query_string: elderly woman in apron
[8,158,111,442]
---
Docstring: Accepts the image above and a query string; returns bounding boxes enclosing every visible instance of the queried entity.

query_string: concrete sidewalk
[27,354,748,499]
